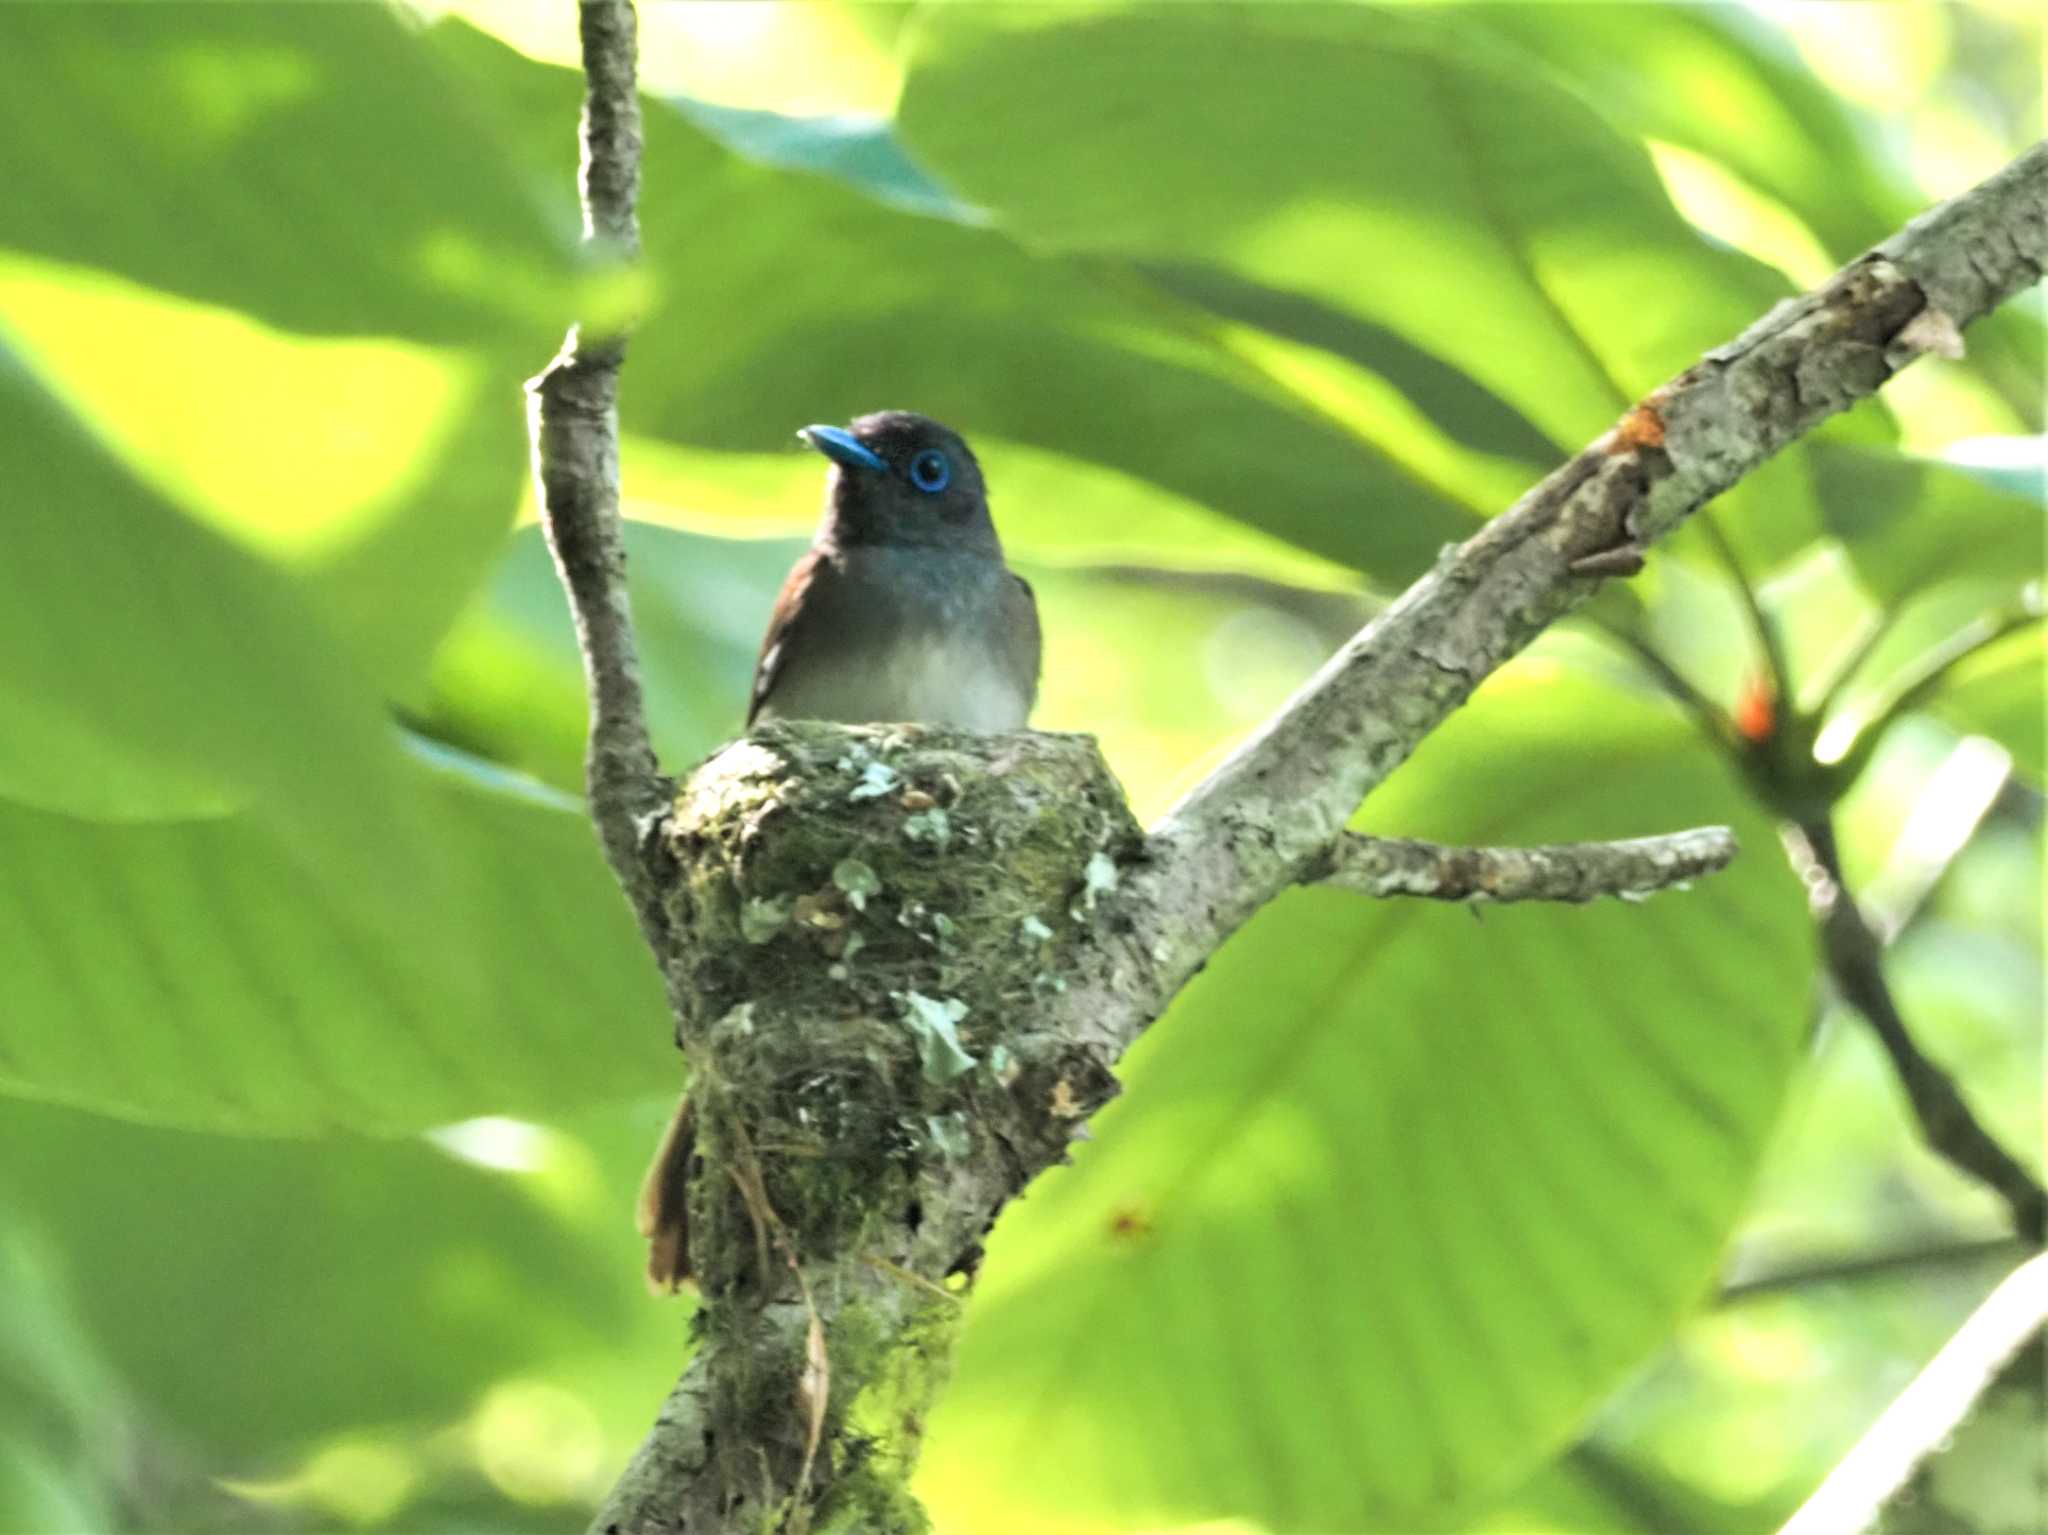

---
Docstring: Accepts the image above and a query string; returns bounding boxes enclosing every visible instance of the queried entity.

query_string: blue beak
[798,423,887,473]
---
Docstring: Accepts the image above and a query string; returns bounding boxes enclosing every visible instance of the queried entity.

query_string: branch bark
[1117,141,2048,1051]
[1794,818,2047,1244]
[526,0,673,962]
[544,36,2048,1517]
[1318,826,1736,905]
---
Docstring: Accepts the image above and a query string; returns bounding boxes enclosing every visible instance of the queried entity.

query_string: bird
[637,411,1040,1292]
[748,411,1041,731]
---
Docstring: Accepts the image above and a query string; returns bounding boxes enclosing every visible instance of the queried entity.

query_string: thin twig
[1780,1253,2048,1535]
[1809,609,1890,722]
[1319,826,1736,904]
[1794,819,2046,1244]
[1700,511,1796,707]
[526,0,672,956]
[1718,1234,2025,1304]
[1588,614,1739,747]
[1827,598,2042,781]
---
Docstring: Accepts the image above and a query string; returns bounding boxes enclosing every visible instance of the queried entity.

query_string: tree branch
[1318,826,1736,904]
[1104,141,2048,1056]
[526,0,672,956]
[1792,819,2047,1244]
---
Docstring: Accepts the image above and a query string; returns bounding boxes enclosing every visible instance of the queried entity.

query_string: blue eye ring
[909,449,951,494]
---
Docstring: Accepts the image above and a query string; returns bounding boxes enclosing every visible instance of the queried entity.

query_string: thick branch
[526,0,671,954]
[1794,819,2046,1244]
[1319,826,1736,904]
[1105,142,2048,1054]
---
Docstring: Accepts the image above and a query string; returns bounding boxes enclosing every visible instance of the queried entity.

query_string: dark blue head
[798,411,998,554]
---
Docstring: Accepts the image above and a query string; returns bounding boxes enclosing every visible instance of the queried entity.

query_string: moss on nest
[660,721,1141,1293]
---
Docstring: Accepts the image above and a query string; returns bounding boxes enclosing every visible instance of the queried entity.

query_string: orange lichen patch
[1614,401,1667,451]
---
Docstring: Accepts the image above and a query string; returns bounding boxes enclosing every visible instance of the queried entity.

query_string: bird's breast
[760,548,1034,732]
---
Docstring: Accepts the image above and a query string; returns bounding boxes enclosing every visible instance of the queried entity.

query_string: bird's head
[799,411,999,555]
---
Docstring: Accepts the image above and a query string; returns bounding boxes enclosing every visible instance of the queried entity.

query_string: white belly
[758,630,1032,732]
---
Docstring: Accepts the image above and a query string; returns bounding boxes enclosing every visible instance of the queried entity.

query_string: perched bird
[638,411,1040,1291]
[750,411,1041,730]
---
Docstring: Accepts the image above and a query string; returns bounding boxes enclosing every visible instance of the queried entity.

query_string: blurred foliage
[0,2,2038,1532]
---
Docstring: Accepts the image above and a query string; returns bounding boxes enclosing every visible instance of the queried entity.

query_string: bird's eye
[908,449,951,494]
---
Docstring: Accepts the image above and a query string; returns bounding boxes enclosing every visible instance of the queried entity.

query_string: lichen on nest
[659,721,1141,1282]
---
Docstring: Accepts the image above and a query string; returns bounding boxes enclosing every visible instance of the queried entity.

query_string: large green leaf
[0,751,668,1135]
[0,3,572,346]
[893,4,1882,577]
[919,669,1810,1533]
[425,21,1477,586]
[897,5,1790,448]
[0,345,456,953]
[0,256,535,693]
[0,3,564,691]
[1810,443,2045,610]
[0,1099,638,1462]
[1453,2,2044,432]
[1453,2,1914,256]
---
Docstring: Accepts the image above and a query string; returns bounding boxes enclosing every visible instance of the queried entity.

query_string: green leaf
[0,1098,636,1461]
[892,3,1870,578]
[0,1222,126,1533]
[1811,443,2045,609]
[1452,3,1914,256]
[425,21,1475,586]
[1926,626,2046,782]
[0,347,467,972]
[0,1,565,691]
[0,3,572,346]
[919,670,1810,1533]
[897,5,1792,448]
[0,750,668,1135]
[1447,4,2044,431]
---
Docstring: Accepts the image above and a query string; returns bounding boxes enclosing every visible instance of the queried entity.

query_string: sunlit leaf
[425,21,1476,586]
[0,1099,638,1460]
[1925,626,2046,782]
[897,5,1791,446]
[0,751,667,1135]
[1447,1,2042,431]
[1810,443,2045,609]
[0,0,566,691]
[0,1223,126,1533]
[0,344,454,962]
[0,3,574,345]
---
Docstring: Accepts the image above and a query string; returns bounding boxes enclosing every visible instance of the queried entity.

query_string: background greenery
[0,3,2038,1531]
